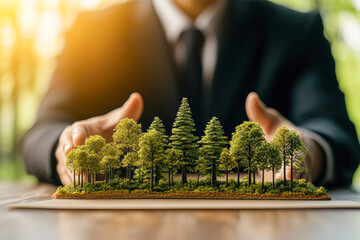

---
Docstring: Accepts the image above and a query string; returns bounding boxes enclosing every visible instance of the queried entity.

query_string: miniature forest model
[53,98,330,200]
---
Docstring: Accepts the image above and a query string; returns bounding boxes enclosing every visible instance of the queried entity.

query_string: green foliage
[169,98,198,182]
[139,129,166,190]
[219,148,236,174]
[230,121,266,185]
[198,117,228,182]
[113,118,142,155]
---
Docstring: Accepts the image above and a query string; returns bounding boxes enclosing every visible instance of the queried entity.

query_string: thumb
[105,92,144,127]
[245,92,284,133]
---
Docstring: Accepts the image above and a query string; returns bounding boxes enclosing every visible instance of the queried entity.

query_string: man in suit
[22,0,360,187]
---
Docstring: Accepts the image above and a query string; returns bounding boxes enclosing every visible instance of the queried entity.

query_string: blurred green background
[0,0,359,185]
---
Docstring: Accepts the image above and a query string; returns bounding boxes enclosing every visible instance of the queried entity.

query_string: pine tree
[230,121,265,186]
[169,98,198,183]
[198,117,228,184]
[219,148,236,187]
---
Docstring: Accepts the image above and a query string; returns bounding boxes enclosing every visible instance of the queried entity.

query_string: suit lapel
[131,0,180,131]
[210,1,264,128]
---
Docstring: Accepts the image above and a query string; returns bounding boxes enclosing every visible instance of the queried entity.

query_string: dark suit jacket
[22,0,360,187]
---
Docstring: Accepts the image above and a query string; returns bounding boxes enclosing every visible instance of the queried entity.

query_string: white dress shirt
[152,0,334,185]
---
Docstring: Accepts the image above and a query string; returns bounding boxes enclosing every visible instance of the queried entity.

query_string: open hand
[55,93,143,185]
[245,92,324,183]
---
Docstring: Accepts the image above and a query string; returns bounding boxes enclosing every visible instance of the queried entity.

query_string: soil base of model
[52,191,331,200]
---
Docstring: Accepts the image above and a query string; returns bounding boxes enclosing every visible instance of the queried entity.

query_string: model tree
[113,118,142,180]
[273,126,291,186]
[122,152,139,184]
[198,117,228,184]
[164,148,181,187]
[219,148,236,187]
[67,145,89,188]
[149,117,168,184]
[66,149,78,187]
[253,142,281,189]
[169,98,198,183]
[288,130,308,188]
[267,142,282,188]
[139,129,166,190]
[195,156,207,186]
[230,121,265,186]
[84,135,106,183]
[101,142,121,180]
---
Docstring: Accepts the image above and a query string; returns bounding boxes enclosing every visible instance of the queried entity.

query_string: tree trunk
[283,149,287,186]
[272,166,275,189]
[291,156,293,188]
[105,170,108,184]
[168,168,171,185]
[126,166,129,180]
[87,170,91,183]
[253,171,256,184]
[92,175,94,186]
[150,165,154,191]
[211,159,216,184]
[73,171,76,187]
[226,170,229,187]
[171,170,174,187]
[155,166,160,184]
[81,171,83,188]
[237,163,240,187]
[78,174,80,187]
[248,159,251,186]
[197,171,200,187]
[182,166,187,183]
[262,169,265,189]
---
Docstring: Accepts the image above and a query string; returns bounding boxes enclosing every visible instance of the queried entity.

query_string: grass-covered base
[53,178,330,200]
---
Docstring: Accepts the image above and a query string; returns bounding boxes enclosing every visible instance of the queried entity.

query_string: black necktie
[180,28,205,127]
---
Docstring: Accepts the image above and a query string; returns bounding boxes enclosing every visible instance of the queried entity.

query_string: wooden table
[1,182,360,240]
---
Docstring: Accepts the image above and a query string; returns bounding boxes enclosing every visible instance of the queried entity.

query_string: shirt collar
[152,0,228,44]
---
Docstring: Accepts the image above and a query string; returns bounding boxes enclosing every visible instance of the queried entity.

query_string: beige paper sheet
[8,199,360,210]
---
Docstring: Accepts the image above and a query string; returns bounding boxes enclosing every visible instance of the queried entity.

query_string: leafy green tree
[139,129,166,190]
[122,152,139,183]
[67,145,88,188]
[66,149,77,186]
[100,156,111,184]
[198,117,228,184]
[102,142,121,180]
[287,130,308,188]
[273,126,291,185]
[267,142,282,188]
[219,148,236,187]
[164,148,181,186]
[149,117,168,184]
[113,118,142,180]
[83,135,106,183]
[169,98,198,183]
[194,156,207,186]
[254,142,281,189]
[230,121,265,186]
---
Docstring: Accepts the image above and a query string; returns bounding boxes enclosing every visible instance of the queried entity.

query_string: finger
[71,123,87,147]
[245,92,283,133]
[60,127,75,155]
[57,164,72,186]
[104,92,144,128]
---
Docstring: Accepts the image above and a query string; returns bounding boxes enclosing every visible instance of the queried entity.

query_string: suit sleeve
[289,12,360,187]
[21,14,90,186]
